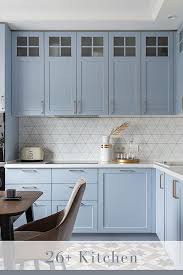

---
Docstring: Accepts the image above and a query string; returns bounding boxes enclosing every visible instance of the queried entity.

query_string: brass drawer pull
[160,174,164,189]
[21,169,38,173]
[34,203,45,207]
[69,186,74,189]
[119,170,135,173]
[74,100,77,114]
[22,186,38,189]
[69,170,85,172]
[173,180,179,199]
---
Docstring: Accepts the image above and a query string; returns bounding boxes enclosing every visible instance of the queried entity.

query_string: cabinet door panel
[14,201,51,228]
[99,169,155,233]
[77,32,108,115]
[45,32,76,115]
[156,170,165,241]
[52,201,97,233]
[109,32,140,115]
[12,32,44,116]
[141,32,174,115]
[165,175,181,241]
[143,60,171,114]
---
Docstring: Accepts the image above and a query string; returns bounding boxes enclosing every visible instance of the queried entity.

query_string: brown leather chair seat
[14,179,86,241]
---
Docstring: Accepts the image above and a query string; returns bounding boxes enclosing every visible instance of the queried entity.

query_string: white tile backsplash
[19,117,183,161]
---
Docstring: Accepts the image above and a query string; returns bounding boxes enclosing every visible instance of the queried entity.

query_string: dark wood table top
[0,191,43,216]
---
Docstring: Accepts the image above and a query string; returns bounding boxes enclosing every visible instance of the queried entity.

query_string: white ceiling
[0,0,183,30]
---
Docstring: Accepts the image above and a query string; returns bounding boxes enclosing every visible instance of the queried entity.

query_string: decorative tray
[113,159,140,164]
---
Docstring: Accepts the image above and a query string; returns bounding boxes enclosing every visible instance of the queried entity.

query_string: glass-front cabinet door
[12,32,44,116]
[77,32,108,115]
[45,32,77,115]
[109,32,141,115]
[141,32,174,115]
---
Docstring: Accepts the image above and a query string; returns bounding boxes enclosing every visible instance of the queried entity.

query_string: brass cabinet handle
[77,100,81,114]
[74,100,77,114]
[110,99,114,114]
[160,174,164,189]
[173,180,179,199]
[41,100,44,114]
[144,100,147,114]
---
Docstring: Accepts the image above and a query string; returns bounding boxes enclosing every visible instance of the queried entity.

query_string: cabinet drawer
[52,201,97,233]
[52,183,97,201]
[6,184,51,200]
[52,169,97,184]
[5,169,51,184]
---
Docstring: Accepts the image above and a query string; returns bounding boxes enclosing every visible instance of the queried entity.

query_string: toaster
[20,147,44,161]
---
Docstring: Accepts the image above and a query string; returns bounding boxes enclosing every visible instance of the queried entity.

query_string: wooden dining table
[0,191,43,241]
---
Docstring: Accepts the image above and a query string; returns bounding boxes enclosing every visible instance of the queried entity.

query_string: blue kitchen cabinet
[156,170,165,241]
[6,168,52,228]
[77,32,108,115]
[109,32,141,115]
[141,32,174,115]
[51,168,98,233]
[98,169,155,233]
[45,32,77,115]
[176,25,183,114]
[165,174,181,241]
[12,32,45,116]
[52,200,98,233]
[14,201,51,228]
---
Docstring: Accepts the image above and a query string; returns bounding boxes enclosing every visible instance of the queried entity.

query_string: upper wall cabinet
[109,32,141,115]
[12,32,44,116]
[45,32,77,115]
[11,31,176,117]
[141,32,174,115]
[176,26,183,114]
[77,32,108,115]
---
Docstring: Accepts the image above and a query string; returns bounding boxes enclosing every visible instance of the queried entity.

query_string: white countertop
[4,160,183,182]
[4,160,154,169]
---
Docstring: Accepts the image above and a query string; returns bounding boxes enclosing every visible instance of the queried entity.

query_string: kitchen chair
[12,179,86,270]
[14,179,86,241]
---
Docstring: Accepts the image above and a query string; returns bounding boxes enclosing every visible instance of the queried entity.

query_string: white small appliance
[20,147,44,162]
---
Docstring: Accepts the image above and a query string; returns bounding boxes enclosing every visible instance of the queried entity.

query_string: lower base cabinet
[156,170,165,241]
[165,174,181,241]
[14,201,51,228]
[52,201,98,233]
[98,169,155,233]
